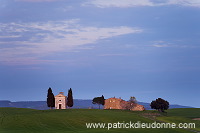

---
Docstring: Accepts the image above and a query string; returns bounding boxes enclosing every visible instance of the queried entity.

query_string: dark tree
[92,95,105,109]
[67,88,73,108]
[101,95,105,106]
[150,98,169,112]
[47,87,55,109]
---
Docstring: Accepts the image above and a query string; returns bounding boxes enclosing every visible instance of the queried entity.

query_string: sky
[0,0,200,108]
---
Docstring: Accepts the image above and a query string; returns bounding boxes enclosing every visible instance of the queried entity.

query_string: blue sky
[0,0,200,107]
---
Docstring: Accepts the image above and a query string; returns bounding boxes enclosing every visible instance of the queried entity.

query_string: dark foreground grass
[0,108,199,133]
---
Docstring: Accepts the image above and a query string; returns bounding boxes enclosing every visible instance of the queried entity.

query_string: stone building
[104,97,124,109]
[104,97,145,111]
[55,92,67,109]
[131,104,145,111]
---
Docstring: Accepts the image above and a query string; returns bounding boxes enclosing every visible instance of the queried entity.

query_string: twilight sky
[0,0,200,107]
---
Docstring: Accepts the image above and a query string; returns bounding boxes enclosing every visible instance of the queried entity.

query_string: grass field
[0,108,199,133]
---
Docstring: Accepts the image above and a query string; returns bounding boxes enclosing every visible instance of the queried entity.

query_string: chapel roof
[55,92,66,97]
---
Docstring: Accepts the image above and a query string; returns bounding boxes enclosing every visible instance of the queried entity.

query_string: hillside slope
[0,108,199,133]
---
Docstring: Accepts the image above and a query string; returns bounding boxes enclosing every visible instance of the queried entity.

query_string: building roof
[105,97,124,101]
[55,92,66,97]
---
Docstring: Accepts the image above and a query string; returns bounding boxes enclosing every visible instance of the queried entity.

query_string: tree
[124,96,137,110]
[92,95,105,109]
[67,88,73,108]
[101,95,105,106]
[150,98,169,112]
[47,87,55,109]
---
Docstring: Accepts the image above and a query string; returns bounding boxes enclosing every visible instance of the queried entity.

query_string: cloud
[17,0,200,8]
[15,0,61,2]
[151,40,196,48]
[152,44,169,48]
[0,35,21,38]
[0,20,142,65]
[99,54,131,56]
[168,0,200,7]
[152,40,170,48]
[83,0,200,8]
[83,0,154,8]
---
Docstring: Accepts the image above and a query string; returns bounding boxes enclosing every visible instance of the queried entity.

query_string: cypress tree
[101,95,105,106]
[47,87,55,109]
[67,88,73,108]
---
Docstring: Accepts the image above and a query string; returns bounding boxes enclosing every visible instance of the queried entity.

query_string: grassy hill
[0,108,199,133]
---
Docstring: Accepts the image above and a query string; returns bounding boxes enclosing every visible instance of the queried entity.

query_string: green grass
[156,108,200,132]
[0,108,199,133]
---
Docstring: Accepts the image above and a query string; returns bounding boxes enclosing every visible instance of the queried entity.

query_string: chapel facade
[55,92,67,109]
